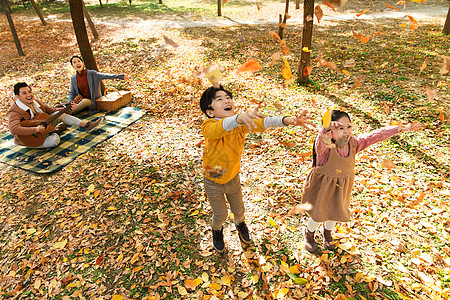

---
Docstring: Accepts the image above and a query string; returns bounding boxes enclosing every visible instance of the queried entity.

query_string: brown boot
[84,117,104,133]
[322,227,336,250]
[303,227,318,253]
[54,122,69,135]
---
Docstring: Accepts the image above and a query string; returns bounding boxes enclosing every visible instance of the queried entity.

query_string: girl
[301,110,421,253]
[68,55,129,114]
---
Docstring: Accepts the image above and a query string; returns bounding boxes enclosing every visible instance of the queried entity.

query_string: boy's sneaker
[84,117,104,133]
[236,222,252,244]
[212,227,225,253]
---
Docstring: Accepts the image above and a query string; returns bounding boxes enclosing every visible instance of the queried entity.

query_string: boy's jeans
[204,174,245,230]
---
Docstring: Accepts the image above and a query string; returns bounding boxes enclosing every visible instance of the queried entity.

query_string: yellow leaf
[221,275,234,285]
[116,253,123,262]
[322,108,331,129]
[238,291,249,298]
[289,265,300,274]
[338,240,353,251]
[88,184,95,192]
[184,279,198,290]
[209,282,222,290]
[177,286,188,295]
[106,206,117,211]
[342,69,351,75]
[190,210,199,216]
[132,266,144,273]
[194,278,202,286]
[94,190,101,198]
[267,217,278,228]
[130,252,140,264]
[276,287,289,298]
[202,272,209,282]
[399,23,407,28]
[252,274,260,284]
[26,228,36,235]
[294,277,308,285]
[112,296,124,300]
[281,58,292,80]
[52,239,68,250]
[206,66,222,86]
[302,46,311,52]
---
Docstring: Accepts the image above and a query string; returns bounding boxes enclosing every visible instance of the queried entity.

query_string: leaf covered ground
[0,0,449,299]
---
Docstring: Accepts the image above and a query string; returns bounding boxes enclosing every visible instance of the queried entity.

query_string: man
[8,82,103,148]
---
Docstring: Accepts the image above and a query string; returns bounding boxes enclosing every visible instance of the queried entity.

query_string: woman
[68,55,129,114]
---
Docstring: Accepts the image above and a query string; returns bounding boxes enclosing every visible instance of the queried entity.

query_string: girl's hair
[199,85,233,118]
[312,110,351,167]
[70,55,83,65]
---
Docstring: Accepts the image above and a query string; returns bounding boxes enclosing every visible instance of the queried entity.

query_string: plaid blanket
[0,107,146,174]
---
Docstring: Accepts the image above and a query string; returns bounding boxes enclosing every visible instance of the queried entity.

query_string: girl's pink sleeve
[354,126,399,153]
[314,128,331,166]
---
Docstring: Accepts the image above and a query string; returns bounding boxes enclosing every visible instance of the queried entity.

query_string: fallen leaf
[419,61,427,74]
[352,77,362,88]
[381,159,396,169]
[440,56,450,75]
[52,239,68,250]
[406,15,419,29]
[342,69,351,76]
[95,254,104,266]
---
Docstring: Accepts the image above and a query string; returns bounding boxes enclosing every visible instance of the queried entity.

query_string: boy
[200,85,313,252]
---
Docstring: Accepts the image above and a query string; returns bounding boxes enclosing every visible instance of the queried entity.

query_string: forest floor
[0,0,450,299]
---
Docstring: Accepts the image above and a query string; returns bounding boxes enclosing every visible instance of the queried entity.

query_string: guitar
[17,95,83,147]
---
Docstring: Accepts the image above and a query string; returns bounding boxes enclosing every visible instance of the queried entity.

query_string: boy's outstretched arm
[282,110,315,130]
[236,105,266,133]
[399,123,422,132]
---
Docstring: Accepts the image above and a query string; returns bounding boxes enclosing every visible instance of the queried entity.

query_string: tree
[81,0,99,39]
[1,0,24,56]
[444,5,450,35]
[29,0,47,26]
[217,0,221,17]
[278,0,289,40]
[69,0,101,77]
[297,0,314,83]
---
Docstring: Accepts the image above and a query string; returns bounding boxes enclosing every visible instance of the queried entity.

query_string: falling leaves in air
[344,58,356,68]
[281,58,292,80]
[322,1,336,12]
[322,108,331,129]
[287,203,312,215]
[197,65,222,87]
[280,40,290,55]
[356,9,370,17]
[405,15,419,30]
[381,159,397,169]
[269,31,282,43]
[236,60,262,74]
[440,56,450,75]
[163,35,179,48]
[316,53,337,70]
[270,51,282,65]
[425,86,436,102]
[314,5,324,23]
[352,30,370,44]
[419,61,427,74]
[352,77,362,88]
[303,65,313,76]
[384,2,401,11]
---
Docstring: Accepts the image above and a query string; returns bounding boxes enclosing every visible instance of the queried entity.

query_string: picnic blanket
[0,107,146,174]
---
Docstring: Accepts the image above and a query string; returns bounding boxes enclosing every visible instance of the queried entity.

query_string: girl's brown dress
[301,138,356,222]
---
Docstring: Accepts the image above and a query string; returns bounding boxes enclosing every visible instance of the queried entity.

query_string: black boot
[322,227,336,250]
[212,227,225,253]
[236,222,252,244]
[303,227,318,253]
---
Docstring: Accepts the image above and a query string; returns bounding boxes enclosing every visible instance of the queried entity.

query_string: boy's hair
[200,85,233,118]
[312,110,351,167]
[70,55,83,65]
[14,82,30,95]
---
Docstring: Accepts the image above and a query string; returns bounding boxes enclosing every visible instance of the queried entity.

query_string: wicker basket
[96,87,132,111]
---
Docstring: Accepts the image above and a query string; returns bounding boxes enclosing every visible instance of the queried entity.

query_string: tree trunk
[295,0,299,9]
[218,0,221,16]
[98,0,102,9]
[81,0,99,39]
[1,0,25,56]
[29,0,47,26]
[297,0,315,83]
[159,0,162,4]
[278,0,289,40]
[443,5,450,35]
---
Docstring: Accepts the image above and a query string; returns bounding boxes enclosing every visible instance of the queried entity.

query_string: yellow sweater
[202,117,266,184]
